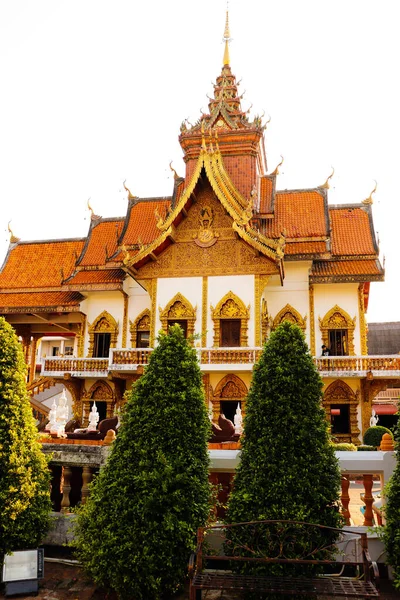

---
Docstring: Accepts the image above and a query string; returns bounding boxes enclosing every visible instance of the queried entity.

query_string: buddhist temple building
[0,12,395,447]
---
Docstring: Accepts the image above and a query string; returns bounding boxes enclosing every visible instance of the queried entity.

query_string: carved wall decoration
[309,285,315,356]
[77,316,86,358]
[194,205,219,247]
[323,380,360,444]
[255,275,270,347]
[272,304,307,332]
[159,293,197,338]
[81,380,115,423]
[130,309,151,347]
[319,305,356,356]
[358,284,368,355]
[211,374,248,421]
[211,291,250,347]
[87,311,119,357]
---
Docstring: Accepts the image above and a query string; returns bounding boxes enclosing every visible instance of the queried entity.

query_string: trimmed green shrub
[357,445,376,451]
[227,322,343,528]
[0,317,51,561]
[333,443,357,451]
[384,404,400,588]
[74,324,211,600]
[363,425,393,448]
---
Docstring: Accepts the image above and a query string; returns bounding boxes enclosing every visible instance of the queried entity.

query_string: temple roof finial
[223,7,231,66]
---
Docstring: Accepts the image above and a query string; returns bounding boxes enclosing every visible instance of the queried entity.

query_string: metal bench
[189,519,379,598]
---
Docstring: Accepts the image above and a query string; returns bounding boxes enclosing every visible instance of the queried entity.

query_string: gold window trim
[81,379,115,423]
[130,309,151,347]
[319,305,356,356]
[323,380,360,445]
[87,310,119,358]
[211,374,248,422]
[211,291,250,347]
[159,293,197,338]
[272,303,307,331]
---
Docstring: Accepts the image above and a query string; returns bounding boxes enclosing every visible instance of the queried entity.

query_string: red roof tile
[67,269,125,285]
[0,240,84,289]
[329,207,376,256]
[285,241,326,255]
[120,199,170,247]
[259,176,274,213]
[0,291,83,309]
[265,190,327,238]
[79,219,124,267]
[310,260,382,277]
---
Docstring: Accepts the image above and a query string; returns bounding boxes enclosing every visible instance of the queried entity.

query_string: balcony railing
[41,351,400,377]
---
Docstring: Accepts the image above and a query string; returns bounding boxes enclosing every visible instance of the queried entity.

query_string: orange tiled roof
[0,240,85,289]
[0,291,83,309]
[310,260,383,278]
[329,207,377,256]
[285,241,326,256]
[264,190,327,238]
[113,199,171,261]
[66,269,125,285]
[259,176,274,213]
[78,219,124,267]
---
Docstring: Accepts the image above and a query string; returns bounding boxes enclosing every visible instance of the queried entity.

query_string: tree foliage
[0,317,51,559]
[227,321,342,528]
[384,404,400,589]
[74,325,211,599]
[363,425,393,448]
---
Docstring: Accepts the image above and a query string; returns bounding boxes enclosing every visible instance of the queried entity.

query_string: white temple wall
[126,279,151,325]
[207,275,254,347]
[313,283,360,355]
[156,277,203,337]
[80,292,125,354]
[264,262,311,347]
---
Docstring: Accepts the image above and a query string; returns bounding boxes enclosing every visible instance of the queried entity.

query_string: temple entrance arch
[82,380,115,425]
[88,311,118,358]
[211,374,248,423]
[323,380,360,444]
[159,293,197,339]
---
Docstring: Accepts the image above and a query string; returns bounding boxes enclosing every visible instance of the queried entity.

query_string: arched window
[82,380,115,424]
[323,380,360,444]
[88,311,118,358]
[319,305,355,356]
[272,304,306,332]
[211,374,248,423]
[211,292,250,348]
[159,293,197,339]
[130,309,151,348]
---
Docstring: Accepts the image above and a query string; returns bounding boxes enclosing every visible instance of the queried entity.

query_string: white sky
[0,0,398,323]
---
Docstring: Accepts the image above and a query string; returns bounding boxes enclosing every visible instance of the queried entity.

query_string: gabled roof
[329,206,377,256]
[264,189,328,239]
[0,239,85,290]
[0,291,84,312]
[310,259,384,283]
[65,269,125,286]
[77,218,124,267]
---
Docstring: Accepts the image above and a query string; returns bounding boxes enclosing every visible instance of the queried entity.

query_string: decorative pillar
[362,474,374,527]
[358,284,368,355]
[60,466,72,512]
[29,336,40,382]
[340,475,351,526]
[202,276,208,347]
[122,292,128,348]
[150,279,157,348]
[81,466,93,505]
[309,284,315,356]
[77,315,86,358]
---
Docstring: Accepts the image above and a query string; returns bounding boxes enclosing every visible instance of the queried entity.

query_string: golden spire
[223,8,231,66]
[362,180,377,205]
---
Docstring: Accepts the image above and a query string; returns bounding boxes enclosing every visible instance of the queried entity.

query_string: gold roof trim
[123,226,174,268]
[233,222,283,261]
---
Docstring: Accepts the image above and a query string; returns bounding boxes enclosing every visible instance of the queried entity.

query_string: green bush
[384,404,400,589]
[227,321,343,528]
[332,443,357,451]
[357,445,376,451]
[74,325,211,600]
[363,426,393,448]
[0,317,51,562]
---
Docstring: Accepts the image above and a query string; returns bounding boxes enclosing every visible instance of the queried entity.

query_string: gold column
[77,315,86,358]
[358,284,368,355]
[255,275,269,347]
[309,284,316,356]
[202,276,208,346]
[150,279,157,347]
[29,336,39,382]
[122,292,129,348]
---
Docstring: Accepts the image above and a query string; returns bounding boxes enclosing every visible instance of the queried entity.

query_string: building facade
[0,17,396,445]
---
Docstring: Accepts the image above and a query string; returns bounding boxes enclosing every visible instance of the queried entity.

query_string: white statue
[46,399,58,432]
[234,403,243,435]
[54,389,69,437]
[370,409,379,428]
[87,402,100,431]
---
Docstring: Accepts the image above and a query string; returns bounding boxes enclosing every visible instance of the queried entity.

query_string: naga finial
[321,166,335,189]
[271,155,284,176]
[87,198,94,218]
[7,221,20,243]
[362,180,377,205]
[169,161,179,180]
[123,180,135,200]
[121,244,131,266]
[155,207,164,230]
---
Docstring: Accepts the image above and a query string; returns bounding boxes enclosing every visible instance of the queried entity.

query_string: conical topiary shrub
[74,324,211,599]
[0,317,51,563]
[384,403,400,589]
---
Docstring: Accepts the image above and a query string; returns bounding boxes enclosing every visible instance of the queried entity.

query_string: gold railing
[111,349,153,365]
[315,355,400,372]
[200,348,263,364]
[42,357,109,373]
